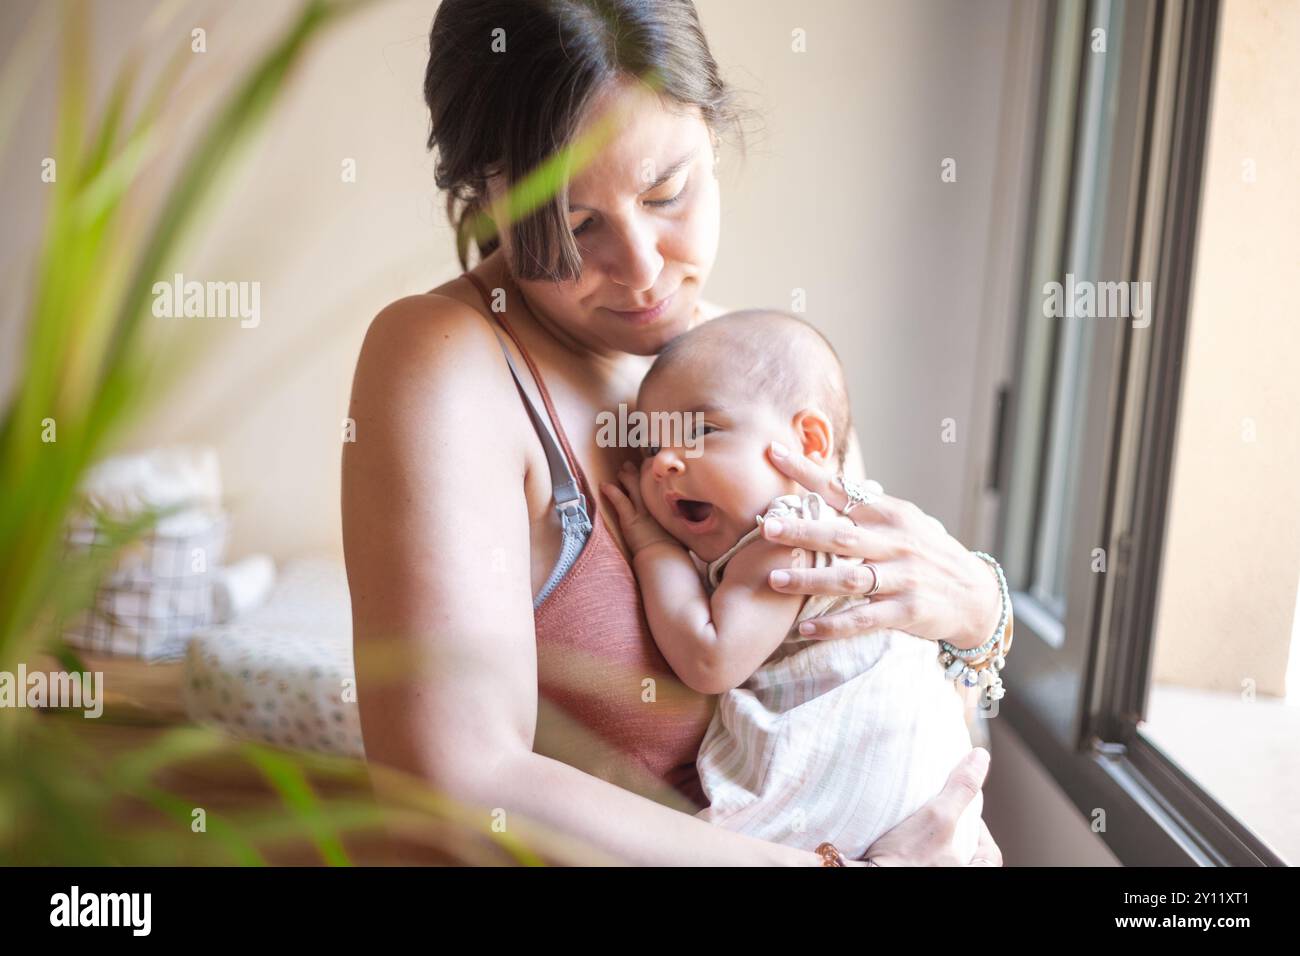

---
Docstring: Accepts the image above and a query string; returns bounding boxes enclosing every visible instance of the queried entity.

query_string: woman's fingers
[767,441,842,504]
[792,598,911,639]
[761,513,899,560]
[968,818,1003,867]
[769,560,883,596]
[932,748,991,824]
[768,552,908,602]
[862,748,991,866]
[767,441,902,525]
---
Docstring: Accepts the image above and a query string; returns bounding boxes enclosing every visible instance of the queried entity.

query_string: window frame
[992,0,1284,867]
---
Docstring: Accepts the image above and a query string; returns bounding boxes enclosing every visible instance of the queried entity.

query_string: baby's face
[636,365,801,562]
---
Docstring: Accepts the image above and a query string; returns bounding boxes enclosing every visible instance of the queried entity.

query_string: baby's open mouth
[672,498,715,525]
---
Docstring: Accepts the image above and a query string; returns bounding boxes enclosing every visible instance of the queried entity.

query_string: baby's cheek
[729,470,789,524]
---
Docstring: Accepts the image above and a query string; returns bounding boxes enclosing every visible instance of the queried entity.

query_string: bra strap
[461,273,592,538]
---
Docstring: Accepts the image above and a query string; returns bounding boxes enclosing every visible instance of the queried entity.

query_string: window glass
[1140,0,1300,864]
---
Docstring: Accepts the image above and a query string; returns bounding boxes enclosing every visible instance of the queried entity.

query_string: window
[1139,0,1300,861]
[993,0,1292,865]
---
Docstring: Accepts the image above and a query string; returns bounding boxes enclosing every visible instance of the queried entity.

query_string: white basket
[63,510,229,660]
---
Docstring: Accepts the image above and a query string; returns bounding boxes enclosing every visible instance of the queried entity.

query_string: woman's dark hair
[424,0,745,281]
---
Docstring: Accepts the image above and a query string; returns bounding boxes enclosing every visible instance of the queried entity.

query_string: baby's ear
[790,408,834,466]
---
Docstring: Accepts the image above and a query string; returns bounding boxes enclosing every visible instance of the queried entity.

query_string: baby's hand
[601,461,679,556]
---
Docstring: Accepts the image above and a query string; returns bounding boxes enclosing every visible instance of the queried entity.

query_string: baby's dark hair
[642,310,853,470]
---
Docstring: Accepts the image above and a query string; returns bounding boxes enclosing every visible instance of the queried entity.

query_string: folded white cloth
[77,445,222,538]
[213,555,276,623]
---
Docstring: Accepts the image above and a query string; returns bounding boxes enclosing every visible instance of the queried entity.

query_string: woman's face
[488,77,722,357]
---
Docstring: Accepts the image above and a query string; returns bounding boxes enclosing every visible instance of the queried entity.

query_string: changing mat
[182,557,364,757]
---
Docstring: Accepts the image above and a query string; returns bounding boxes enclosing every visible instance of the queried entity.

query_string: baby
[601,309,982,861]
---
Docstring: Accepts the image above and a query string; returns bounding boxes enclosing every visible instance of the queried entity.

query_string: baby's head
[636,309,852,561]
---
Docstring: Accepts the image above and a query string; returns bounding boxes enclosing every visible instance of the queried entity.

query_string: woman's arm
[343,296,812,865]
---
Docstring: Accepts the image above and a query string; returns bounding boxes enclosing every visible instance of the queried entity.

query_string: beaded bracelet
[938,551,1012,703]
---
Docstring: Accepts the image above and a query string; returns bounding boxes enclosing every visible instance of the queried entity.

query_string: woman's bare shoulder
[349,291,519,443]
[353,290,516,401]
[361,290,497,364]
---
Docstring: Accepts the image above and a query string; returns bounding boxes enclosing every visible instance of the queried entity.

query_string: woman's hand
[863,748,1002,866]
[760,442,1002,651]
[601,461,679,555]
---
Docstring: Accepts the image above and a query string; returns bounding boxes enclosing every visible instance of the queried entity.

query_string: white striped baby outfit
[693,492,982,862]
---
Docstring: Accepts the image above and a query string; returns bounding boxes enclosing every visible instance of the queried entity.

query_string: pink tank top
[461,272,715,809]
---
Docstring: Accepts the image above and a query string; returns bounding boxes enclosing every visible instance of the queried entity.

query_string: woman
[343,0,1007,866]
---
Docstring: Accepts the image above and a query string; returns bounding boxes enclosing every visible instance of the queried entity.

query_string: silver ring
[863,563,882,596]
[837,476,884,515]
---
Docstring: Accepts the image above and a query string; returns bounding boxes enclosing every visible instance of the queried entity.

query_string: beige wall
[983,719,1121,866]
[1150,0,1300,698]
[1,0,1021,563]
[3,0,1122,863]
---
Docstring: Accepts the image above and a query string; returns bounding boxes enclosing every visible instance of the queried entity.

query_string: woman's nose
[608,218,664,292]
[651,448,686,479]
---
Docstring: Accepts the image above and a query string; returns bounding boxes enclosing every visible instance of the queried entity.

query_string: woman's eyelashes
[569,178,691,237]
[645,182,688,209]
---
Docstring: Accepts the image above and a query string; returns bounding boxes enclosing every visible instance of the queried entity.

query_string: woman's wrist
[959,550,1005,650]
[939,551,1012,702]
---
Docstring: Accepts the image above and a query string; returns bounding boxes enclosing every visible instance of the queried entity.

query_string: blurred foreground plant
[0,0,607,866]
